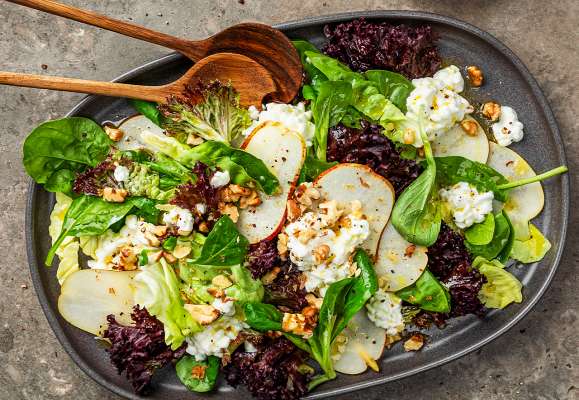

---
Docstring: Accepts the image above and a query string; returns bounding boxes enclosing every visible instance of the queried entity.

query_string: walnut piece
[404,333,425,351]
[113,246,137,271]
[184,304,220,325]
[218,202,239,223]
[104,126,124,141]
[313,244,330,264]
[298,228,316,244]
[467,66,484,87]
[282,312,313,336]
[277,233,289,259]
[305,293,323,309]
[261,266,281,285]
[239,190,261,209]
[286,199,302,221]
[481,101,501,122]
[319,200,343,225]
[102,187,128,203]
[460,120,479,136]
[295,183,320,208]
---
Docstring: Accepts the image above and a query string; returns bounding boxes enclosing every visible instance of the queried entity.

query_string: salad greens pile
[19,20,568,400]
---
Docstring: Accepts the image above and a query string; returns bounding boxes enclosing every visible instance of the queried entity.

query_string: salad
[22,18,567,399]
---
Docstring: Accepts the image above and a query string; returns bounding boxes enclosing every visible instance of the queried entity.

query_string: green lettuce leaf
[474,258,523,309]
[511,224,552,263]
[176,355,220,393]
[396,269,451,313]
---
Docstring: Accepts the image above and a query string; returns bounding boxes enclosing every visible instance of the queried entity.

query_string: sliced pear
[432,117,489,163]
[116,114,166,151]
[237,121,306,243]
[487,142,544,240]
[314,163,395,257]
[375,222,428,291]
[333,310,386,374]
[58,269,139,336]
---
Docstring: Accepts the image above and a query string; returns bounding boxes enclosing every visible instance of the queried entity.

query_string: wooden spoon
[6,0,303,103]
[0,53,276,107]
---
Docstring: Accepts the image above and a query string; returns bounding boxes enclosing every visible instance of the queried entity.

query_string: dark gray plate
[26,11,569,400]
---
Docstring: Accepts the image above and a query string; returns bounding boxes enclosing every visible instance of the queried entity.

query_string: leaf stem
[497,166,568,190]
[307,372,336,391]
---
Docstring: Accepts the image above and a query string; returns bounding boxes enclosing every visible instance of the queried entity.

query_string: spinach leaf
[128,197,160,223]
[396,269,451,313]
[144,153,192,183]
[176,355,220,393]
[129,99,165,127]
[191,215,249,268]
[364,70,414,113]
[23,117,112,194]
[331,249,378,339]
[391,126,441,246]
[466,211,512,261]
[312,80,353,161]
[46,195,134,265]
[244,302,283,331]
[496,212,515,263]
[495,166,568,193]
[435,156,509,202]
[465,213,495,245]
[297,150,338,184]
[292,40,327,97]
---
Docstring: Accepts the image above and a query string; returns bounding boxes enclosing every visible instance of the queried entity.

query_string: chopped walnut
[294,183,320,208]
[338,215,352,229]
[277,233,289,259]
[305,293,323,309]
[186,133,204,146]
[163,251,177,264]
[460,120,479,136]
[144,231,160,247]
[239,190,261,209]
[104,126,124,141]
[153,225,168,237]
[190,365,207,380]
[313,244,330,264]
[404,333,425,351]
[184,304,220,325]
[207,287,225,299]
[298,228,316,244]
[467,66,484,87]
[113,246,137,271]
[212,274,233,289]
[481,101,501,121]
[198,222,210,233]
[102,187,128,203]
[282,312,313,336]
[286,199,302,221]
[261,266,281,285]
[218,202,239,223]
[319,200,343,225]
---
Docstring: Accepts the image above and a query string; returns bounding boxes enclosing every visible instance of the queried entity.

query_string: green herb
[140,132,279,195]
[312,80,353,161]
[191,215,249,268]
[510,224,552,263]
[465,213,495,245]
[160,82,251,145]
[129,99,165,127]
[137,249,148,266]
[466,211,512,261]
[162,236,177,251]
[391,123,441,246]
[23,117,112,194]
[434,156,509,202]
[473,257,522,309]
[396,269,451,313]
[176,355,220,392]
[364,70,414,112]
[46,196,134,266]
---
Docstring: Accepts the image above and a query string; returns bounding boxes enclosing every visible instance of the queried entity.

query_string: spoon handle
[0,71,171,102]
[6,0,207,60]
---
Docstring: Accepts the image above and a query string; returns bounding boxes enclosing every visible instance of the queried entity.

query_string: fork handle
[0,71,170,102]
[6,0,206,60]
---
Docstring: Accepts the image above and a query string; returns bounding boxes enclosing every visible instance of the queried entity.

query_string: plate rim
[25,10,569,400]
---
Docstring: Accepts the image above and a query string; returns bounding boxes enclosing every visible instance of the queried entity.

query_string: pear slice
[313,163,395,257]
[58,269,139,336]
[486,142,544,240]
[333,310,386,374]
[116,114,166,151]
[432,117,489,163]
[375,222,428,291]
[237,121,306,244]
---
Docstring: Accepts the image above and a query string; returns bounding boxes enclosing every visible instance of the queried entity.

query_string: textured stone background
[0,1,577,399]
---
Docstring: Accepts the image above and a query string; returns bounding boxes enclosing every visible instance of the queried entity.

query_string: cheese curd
[210,170,230,188]
[284,208,370,295]
[245,102,315,146]
[113,165,130,182]
[212,298,236,317]
[162,205,194,235]
[439,182,494,229]
[87,215,160,270]
[405,65,473,146]
[185,316,248,361]
[491,106,524,146]
[366,289,404,336]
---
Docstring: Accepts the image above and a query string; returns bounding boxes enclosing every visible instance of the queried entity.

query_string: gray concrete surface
[0,1,577,399]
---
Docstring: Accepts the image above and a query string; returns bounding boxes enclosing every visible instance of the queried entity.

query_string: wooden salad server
[0,53,277,107]
[6,0,303,103]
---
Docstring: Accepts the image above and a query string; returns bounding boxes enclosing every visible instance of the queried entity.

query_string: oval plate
[26,11,569,400]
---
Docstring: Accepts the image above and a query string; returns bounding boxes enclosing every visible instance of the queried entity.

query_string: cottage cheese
[185,316,248,361]
[491,106,524,146]
[162,205,194,235]
[210,170,230,188]
[366,289,404,336]
[212,298,236,317]
[113,165,130,182]
[439,182,494,229]
[245,102,315,146]
[404,65,473,146]
[284,207,370,295]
